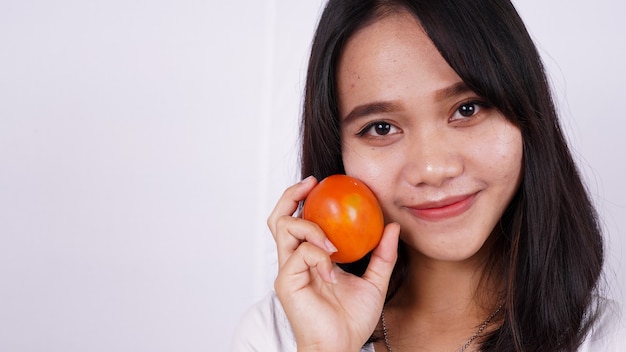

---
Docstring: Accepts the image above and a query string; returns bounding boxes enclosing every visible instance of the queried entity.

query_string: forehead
[336,10,462,116]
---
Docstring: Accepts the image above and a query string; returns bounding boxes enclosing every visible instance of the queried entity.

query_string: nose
[402,131,464,187]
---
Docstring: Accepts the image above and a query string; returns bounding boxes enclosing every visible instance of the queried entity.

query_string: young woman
[232,0,625,351]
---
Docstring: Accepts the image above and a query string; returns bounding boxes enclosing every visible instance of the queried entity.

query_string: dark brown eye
[357,121,399,137]
[458,103,476,117]
[374,122,391,135]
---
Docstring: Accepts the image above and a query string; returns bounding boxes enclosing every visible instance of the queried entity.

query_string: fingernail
[325,239,338,253]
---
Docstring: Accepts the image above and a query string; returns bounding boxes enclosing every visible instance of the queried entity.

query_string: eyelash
[356,121,397,137]
[451,100,491,121]
[355,99,492,137]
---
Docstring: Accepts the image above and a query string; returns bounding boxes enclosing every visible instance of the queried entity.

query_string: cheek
[485,124,523,183]
[342,145,401,200]
[342,147,386,184]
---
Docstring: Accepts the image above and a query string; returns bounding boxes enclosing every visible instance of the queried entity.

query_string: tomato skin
[302,174,384,263]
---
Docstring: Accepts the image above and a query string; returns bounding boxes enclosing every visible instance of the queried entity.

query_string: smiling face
[337,10,523,262]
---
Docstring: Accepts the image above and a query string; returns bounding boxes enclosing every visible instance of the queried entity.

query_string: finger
[274,215,337,267]
[267,176,317,236]
[275,241,337,297]
[361,222,400,295]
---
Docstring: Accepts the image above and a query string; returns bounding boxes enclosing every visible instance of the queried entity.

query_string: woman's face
[337,11,523,262]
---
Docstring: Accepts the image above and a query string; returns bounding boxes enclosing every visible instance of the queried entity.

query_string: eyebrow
[341,81,474,123]
[434,81,473,101]
[342,101,402,124]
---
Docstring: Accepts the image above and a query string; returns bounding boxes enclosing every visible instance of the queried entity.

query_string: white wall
[0,1,622,351]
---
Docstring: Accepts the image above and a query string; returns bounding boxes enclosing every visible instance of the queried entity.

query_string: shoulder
[230,291,297,352]
[578,296,626,351]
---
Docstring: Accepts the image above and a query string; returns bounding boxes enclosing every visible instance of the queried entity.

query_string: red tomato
[302,174,384,263]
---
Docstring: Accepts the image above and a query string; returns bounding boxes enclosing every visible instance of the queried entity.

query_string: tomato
[302,174,384,263]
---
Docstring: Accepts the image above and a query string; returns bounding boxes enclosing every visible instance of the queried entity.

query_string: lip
[406,193,477,221]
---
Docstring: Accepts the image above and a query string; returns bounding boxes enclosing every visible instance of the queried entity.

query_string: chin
[402,231,492,263]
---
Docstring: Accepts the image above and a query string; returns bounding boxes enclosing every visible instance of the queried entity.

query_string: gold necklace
[380,303,503,352]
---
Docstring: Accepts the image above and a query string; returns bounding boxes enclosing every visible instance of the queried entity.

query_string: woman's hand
[268,176,400,352]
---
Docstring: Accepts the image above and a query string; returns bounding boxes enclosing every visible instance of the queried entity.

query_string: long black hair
[300,0,604,350]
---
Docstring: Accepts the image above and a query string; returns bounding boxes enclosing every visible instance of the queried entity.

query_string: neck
[379,245,503,351]
[395,245,497,313]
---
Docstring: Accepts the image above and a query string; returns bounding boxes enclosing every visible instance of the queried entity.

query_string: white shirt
[231,291,626,351]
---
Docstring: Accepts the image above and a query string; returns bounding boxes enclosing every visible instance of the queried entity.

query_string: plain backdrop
[0,1,624,351]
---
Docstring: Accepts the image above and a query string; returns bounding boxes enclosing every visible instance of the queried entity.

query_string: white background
[0,1,624,351]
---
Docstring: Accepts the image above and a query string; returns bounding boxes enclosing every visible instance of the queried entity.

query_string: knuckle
[273,275,284,292]
[274,214,291,229]
[281,183,298,200]
[298,241,325,260]
[266,213,278,232]
[271,215,297,241]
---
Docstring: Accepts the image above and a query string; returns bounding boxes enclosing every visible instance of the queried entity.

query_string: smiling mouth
[406,193,477,221]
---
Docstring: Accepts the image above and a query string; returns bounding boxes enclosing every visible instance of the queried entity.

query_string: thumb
[361,222,400,295]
